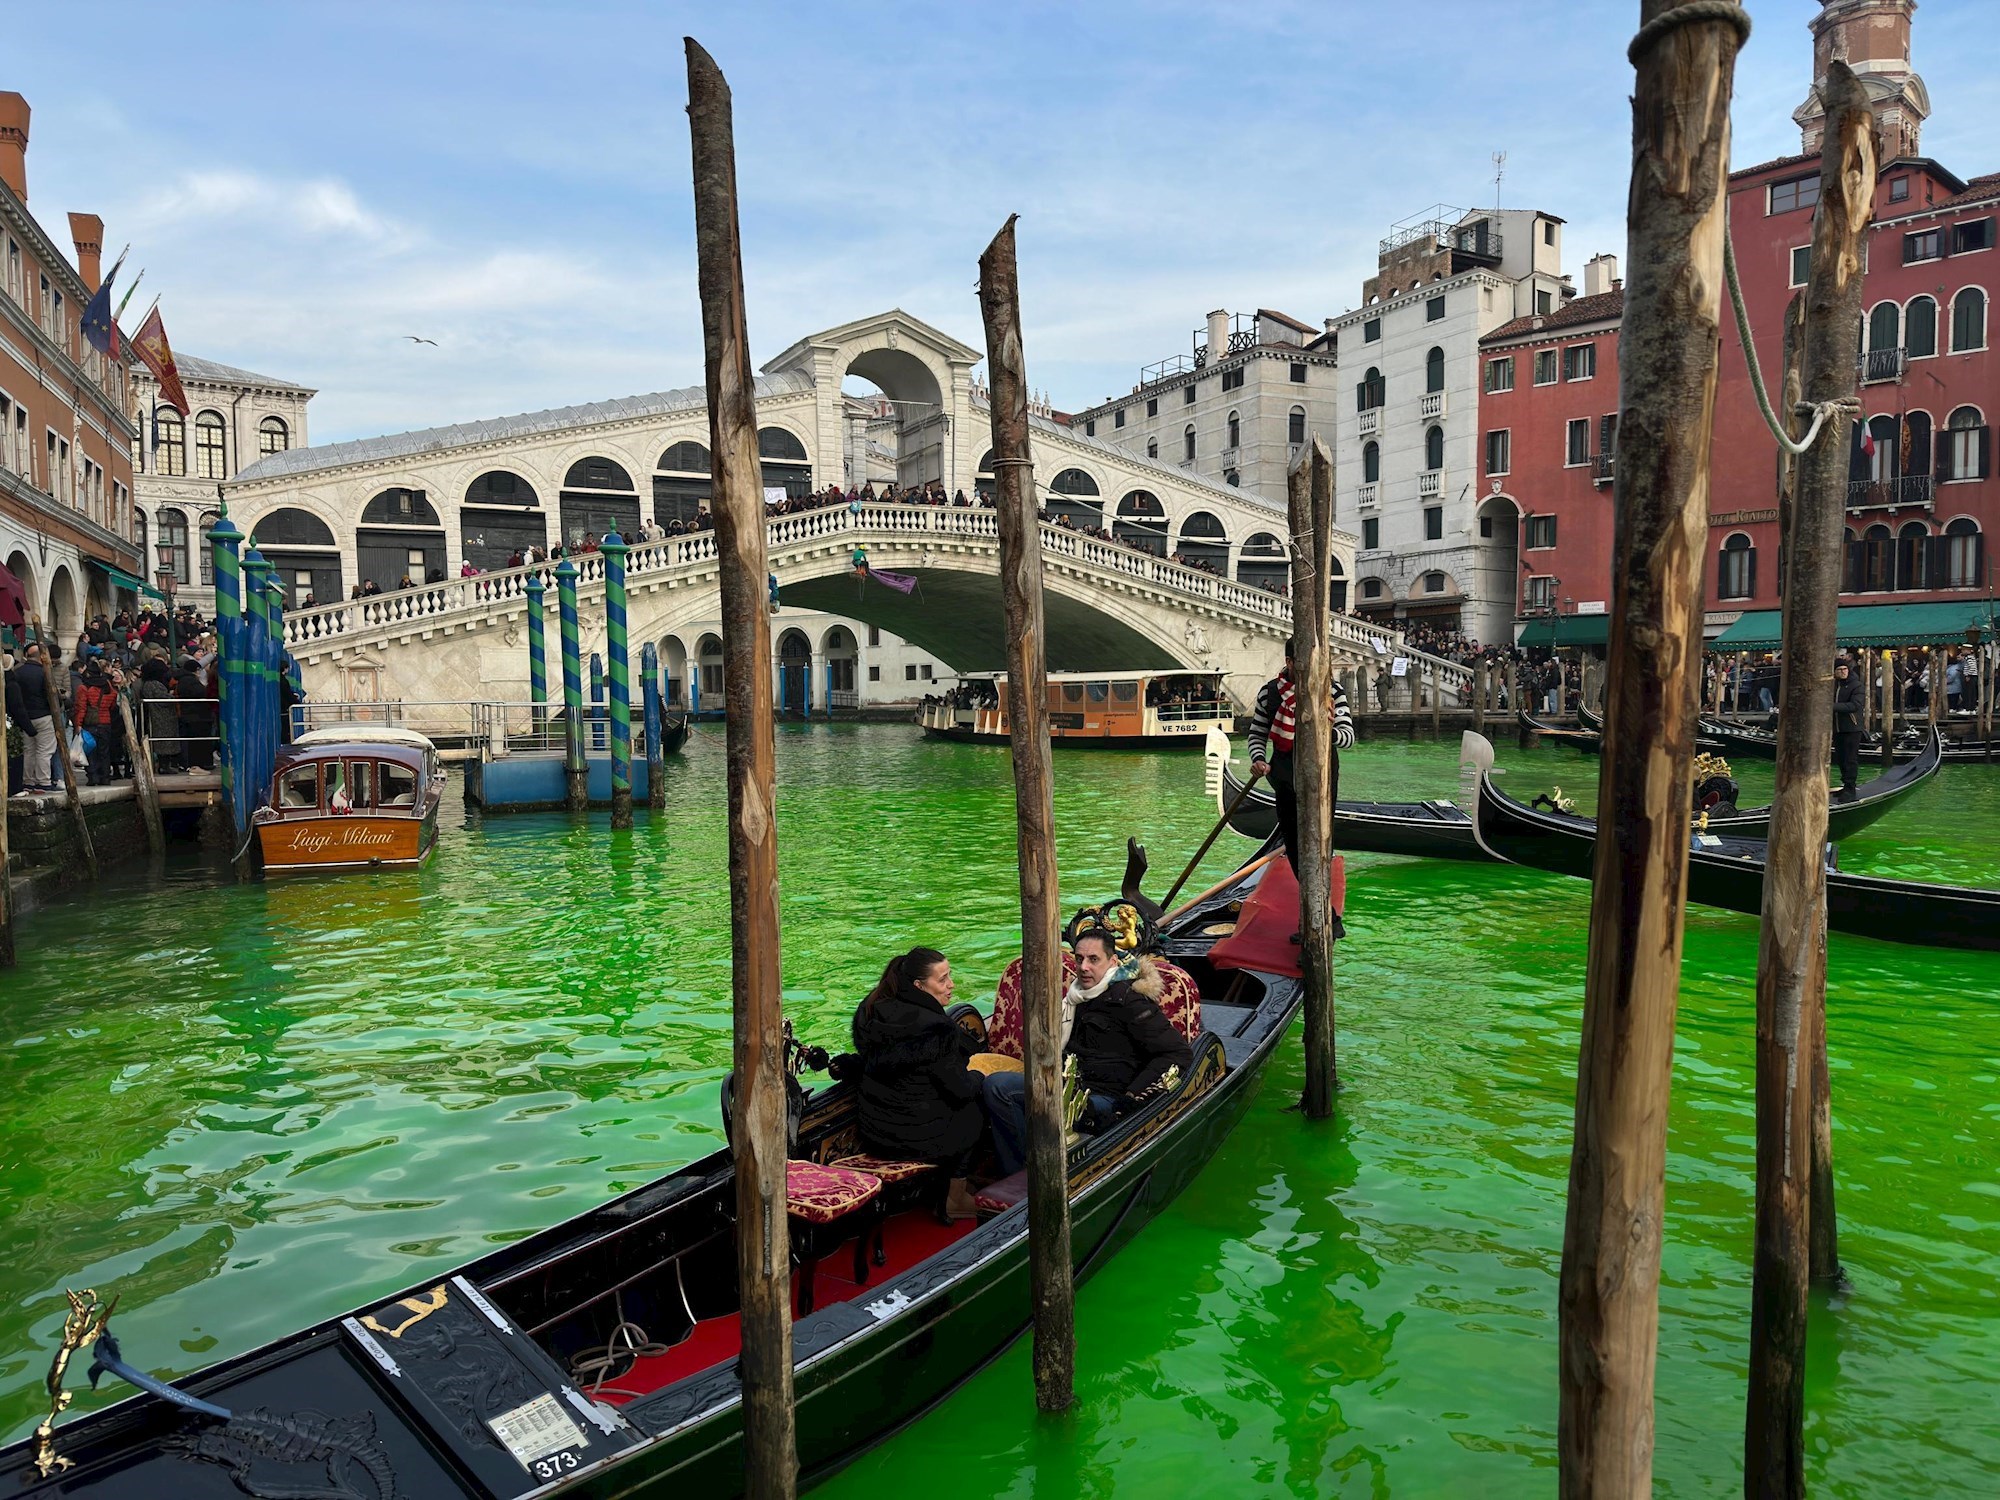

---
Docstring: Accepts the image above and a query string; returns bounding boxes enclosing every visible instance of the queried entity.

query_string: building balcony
[1418,469,1441,499]
[1418,390,1446,421]
[1858,348,1906,386]
[1847,473,1935,511]
[1357,483,1379,511]
[1593,453,1615,485]
[1358,407,1382,437]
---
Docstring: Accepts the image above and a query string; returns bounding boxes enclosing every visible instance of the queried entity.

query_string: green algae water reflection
[2,725,1997,1496]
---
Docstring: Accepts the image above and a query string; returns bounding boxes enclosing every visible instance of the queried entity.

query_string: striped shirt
[1247,671,1354,762]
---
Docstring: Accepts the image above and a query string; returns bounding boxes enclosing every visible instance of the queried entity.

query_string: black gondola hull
[1218,761,1487,859]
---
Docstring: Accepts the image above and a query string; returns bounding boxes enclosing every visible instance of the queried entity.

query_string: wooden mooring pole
[0,682,12,967]
[1746,61,1873,1500]
[1289,439,1338,1115]
[117,690,165,858]
[1557,6,1745,1496]
[979,214,1075,1413]
[686,37,796,1498]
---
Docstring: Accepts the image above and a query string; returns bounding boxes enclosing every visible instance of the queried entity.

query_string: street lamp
[156,544,179,659]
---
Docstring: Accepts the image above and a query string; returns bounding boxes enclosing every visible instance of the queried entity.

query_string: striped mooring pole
[603,531,633,829]
[640,641,665,811]
[525,570,548,732]
[556,558,587,811]
[240,544,275,857]
[207,506,245,846]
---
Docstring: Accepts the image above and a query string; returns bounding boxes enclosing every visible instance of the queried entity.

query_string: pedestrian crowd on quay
[4,605,223,795]
[1714,646,1983,716]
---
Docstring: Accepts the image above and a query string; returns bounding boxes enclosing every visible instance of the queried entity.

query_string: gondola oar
[1162,770,1263,912]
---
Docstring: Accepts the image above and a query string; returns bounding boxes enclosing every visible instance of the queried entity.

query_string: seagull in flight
[404,335,438,346]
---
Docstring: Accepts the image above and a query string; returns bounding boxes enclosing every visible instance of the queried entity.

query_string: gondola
[1209,727,1937,856]
[1462,732,2000,953]
[5,848,1305,1498]
[658,713,691,758]
[1700,712,1998,764]
[1518,706,1601,752]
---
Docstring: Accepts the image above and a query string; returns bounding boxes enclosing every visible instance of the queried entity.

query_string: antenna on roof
[1492,151,1507,209]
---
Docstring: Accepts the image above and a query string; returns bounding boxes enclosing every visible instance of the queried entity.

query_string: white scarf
[1059,972,1114,1051]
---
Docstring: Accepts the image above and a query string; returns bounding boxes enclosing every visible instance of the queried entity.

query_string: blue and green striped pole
[241,545,275,820]
[265,582,292,744]
[555,558,586,811]
[525,571,548,732]
[207,508,245,845]
[603,532,633,828]
[641,640,665,811]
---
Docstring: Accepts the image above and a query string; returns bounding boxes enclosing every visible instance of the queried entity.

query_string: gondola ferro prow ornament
[28,1288,117,1479]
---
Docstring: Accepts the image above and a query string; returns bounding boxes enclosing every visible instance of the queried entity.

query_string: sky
[10,1,1997,445]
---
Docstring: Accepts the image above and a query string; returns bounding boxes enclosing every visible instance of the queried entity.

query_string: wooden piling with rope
[1290,439,1339,1117]
[978,214,1076,1414]
[685,37,797,1499]
[1556,5,1747,1495]
[1744,60,1873,1499]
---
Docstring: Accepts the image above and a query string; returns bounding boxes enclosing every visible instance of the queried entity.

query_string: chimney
[1324,317,1338,334]
[1206,308,1230,359]
[1583,253,1620,298]
[0,93,28,203]
[68,212,103,292]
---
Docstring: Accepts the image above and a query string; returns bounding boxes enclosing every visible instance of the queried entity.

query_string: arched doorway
[559,456,639,546]
[776,627,812,716]
[3,550,34,648]
[655,441,712,526]
[462,470,546,567]
[1115,490,1167,554]
[822,625,858,711]
[1476,495,1521,640]
[1174,510,1227,574]
[758,428,812,499]
[46,565,79,639]
[359,487,447,589]
[250,507,343,606]
[1236,531,1287,592]
[695,633,724,714]
[661,635,690,708]
[842,345,947,490]
[1046,467,1102,527]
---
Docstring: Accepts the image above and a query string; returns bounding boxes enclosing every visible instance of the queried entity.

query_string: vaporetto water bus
[916,670,1235,748]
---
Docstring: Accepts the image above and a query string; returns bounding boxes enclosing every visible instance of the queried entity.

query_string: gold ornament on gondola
[29,1287,118,1479]
[1692,751,1735,783]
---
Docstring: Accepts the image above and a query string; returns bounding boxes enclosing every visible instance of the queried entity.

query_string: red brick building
[0,90,141,645]
[1482,0,1996,644]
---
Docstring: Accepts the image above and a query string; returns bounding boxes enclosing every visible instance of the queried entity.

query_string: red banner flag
[130,306,191,415]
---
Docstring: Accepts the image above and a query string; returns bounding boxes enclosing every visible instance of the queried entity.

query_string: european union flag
[82,267,118,357]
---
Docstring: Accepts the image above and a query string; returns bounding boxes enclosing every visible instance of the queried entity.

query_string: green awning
[1515,617,1556,647]
[89,558,167,602]
[1712,600,2000,651]
[1552,613,1611,647]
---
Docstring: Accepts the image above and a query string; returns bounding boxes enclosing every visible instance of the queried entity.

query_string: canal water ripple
[2,725,1996,1496]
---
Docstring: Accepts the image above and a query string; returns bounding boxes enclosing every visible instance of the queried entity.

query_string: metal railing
[272,500,1474,696]
[1592,453,1616,484]
[1846,474,1935,511]
[1858,348,1907,385]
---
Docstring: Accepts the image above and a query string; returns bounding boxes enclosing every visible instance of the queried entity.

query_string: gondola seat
[784,1160,885,1315]
[831,1153,948,1235]
[986,954,1202,1060]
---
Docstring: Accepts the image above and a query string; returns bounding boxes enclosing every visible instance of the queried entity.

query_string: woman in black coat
[850,947,984,1219]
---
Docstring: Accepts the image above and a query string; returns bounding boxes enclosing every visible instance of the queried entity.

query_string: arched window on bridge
[695,632,724,711]
[976,449,995,501]
[560,456,639,547]
[1327,554,1347,613]
[463,470,545,569]
[359,487,446,592]
[1047,466,1101,526]
[1175,510,1227,574]
[758,426,812,498]
[250,506,342,607]
[1114,489,1167,556]
[655,440,712,526]
[1236,530,1287,591]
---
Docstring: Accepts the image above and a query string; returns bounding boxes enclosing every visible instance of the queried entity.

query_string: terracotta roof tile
[1481,289,1625,346]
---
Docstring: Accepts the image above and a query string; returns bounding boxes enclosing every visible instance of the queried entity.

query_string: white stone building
[1071,308,1343,519]
[1331,206,1572,643]
[130,353,315,617]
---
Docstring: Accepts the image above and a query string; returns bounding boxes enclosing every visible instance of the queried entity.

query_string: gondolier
[1832,655,1864,797]
[1247,643,1354,926]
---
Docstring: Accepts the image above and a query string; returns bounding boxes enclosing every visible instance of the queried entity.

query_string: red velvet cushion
[1152,959,1203,1044]
[972,1168,1028,1214]
[831,1154,938,1185]
[987,953,1077,1060]
[784,1161,882,1224]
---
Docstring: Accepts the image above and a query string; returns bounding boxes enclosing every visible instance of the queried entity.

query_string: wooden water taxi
[252,727,443,873]
[916,669,1234,747]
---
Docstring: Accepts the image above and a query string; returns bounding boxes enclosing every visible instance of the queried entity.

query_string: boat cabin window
[1063,683,1085,703]
[1112,682,1139,703]
[279,764,320,809]
[327,759,374,811]
[1086,682,1109,703]
[378,761,418,807]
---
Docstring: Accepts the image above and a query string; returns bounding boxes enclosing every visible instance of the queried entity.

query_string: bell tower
[1794,0,1929,159]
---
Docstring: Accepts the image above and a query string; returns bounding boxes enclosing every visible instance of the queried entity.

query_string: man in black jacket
[984,929,1193,1174]
[7,642,58,794]
[1832,656,1865,797]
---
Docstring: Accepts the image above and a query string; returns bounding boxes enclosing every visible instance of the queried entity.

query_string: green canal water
[3,725,1997,1496]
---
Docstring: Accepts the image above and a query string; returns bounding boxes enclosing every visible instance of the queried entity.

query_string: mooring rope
[1723,218,1860,458]
[1627,0,1752,66]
